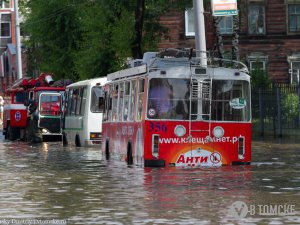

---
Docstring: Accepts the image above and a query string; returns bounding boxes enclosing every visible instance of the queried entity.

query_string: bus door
[188,78,213,161]
[38,93,63,134]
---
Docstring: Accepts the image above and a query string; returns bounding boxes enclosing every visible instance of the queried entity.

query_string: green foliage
[250,63,271,88]
[282,93,300,119]
[21,0,192,81]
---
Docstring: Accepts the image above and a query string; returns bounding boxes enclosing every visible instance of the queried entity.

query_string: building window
[249,60,266,71]
[248,5,265,35]
[1,22,11,37]
[185,9,233,36]
[185,9,195,36]
[289,61,300,84]
[219,16,233,34]
[1,1,10,8]
[288,4,300,33]
[1,13,11,38]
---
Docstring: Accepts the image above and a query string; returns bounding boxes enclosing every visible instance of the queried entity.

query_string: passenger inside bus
[148,79,173,119]
[148,78,190,120]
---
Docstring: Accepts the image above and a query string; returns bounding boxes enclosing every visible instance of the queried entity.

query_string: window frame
[248,4,266,35]
[185,9,195,36]
[218,16,233,35]
[287,4,300,34]
[1,1,10,9]
[0,13,11,38]
[288,59,300,84]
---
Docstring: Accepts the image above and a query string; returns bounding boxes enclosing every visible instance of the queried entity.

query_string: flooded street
[0,135,299,225]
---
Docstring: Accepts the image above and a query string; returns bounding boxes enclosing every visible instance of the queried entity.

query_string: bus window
[118,83,124,121]
[147,78,190,120]
[209,80,250,121]
[112,84,118,121]
[129,80,136,121]
[81,87,87,115]
[90,86,104,113]
[123,82,130,121]
[75,88,82,115]
[136,79,144,121]
[106,85,113,121]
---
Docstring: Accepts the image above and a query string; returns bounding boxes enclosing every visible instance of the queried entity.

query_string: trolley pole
[193,0,207,66]
[13,0,23,79]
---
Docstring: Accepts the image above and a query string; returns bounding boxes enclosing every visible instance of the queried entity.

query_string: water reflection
[0,137,299,224]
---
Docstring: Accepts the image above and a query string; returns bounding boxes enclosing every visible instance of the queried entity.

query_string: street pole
[193,0,207,66]
[13,0,22,79]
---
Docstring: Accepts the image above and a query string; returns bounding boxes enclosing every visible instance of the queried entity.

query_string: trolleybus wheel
[105,140,110,160]
[127,142,133,165]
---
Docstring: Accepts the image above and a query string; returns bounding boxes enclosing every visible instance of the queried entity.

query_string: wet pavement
[0,134,299,225]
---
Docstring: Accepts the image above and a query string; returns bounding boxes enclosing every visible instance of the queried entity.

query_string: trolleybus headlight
[174,125,186,137]
[213,126,224,138]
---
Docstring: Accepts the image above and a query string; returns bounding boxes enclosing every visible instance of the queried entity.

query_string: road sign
[211,0,238,16]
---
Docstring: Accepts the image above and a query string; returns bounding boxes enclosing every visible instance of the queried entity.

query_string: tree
[21,0,192,81]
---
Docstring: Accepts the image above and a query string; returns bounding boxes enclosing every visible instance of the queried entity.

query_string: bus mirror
[99,97,105,112]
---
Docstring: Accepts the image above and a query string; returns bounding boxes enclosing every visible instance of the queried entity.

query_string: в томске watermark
[228,201,296,219]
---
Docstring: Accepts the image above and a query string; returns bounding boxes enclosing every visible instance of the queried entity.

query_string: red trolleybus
[102,50,251,167]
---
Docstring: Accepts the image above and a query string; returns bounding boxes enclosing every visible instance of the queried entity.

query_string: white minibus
[63,77,107,147]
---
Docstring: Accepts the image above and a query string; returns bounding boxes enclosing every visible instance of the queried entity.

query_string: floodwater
[0,135,299,225]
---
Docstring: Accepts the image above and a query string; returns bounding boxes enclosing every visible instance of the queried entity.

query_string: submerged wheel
[7,125,19,141]
[62,132,68,146]
[105,140,110,160]
[75,135,81,147]
[127,142,133,165]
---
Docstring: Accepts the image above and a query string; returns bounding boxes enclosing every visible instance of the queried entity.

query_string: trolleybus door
[38,93,63,134]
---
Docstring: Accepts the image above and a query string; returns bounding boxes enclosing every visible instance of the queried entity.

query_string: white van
[62,77,107,147]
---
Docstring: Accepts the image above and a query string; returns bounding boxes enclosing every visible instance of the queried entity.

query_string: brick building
[0,0,27,95]
[158,0,300,84]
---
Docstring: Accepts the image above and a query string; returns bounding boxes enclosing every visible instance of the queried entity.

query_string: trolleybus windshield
[147,78,250,122]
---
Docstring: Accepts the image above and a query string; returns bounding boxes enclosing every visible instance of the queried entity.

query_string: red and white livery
[102,50,252,167]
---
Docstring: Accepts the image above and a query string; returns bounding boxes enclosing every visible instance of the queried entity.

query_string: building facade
[0,0,27,94]
[158,0,300,84]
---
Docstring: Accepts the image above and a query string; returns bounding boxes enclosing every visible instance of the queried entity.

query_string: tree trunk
[213,16,224,67]
[132,0,145,59]
[232,15,240,63]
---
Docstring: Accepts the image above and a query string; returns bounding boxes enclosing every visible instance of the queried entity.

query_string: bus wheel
[105,140,110,160]
[7,125,19,141]
[62,132,68,146]
[127,142,133,165]
[75,135,81,147]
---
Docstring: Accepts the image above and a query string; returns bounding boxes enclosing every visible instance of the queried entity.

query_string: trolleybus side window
[112,84,119,121]
[106,85,113,121]
[209,80,250,121]
[123,81,130,121]
[136,79,144,121]
[118,82,124,121]
[129,80,136,121]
